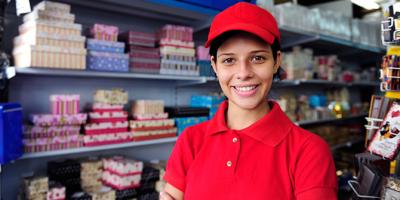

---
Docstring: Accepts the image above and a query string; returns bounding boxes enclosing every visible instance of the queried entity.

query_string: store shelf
[14,67,216,81]
[296,114,367,126]
[273,79,379,87]
[331,137,365,151]
[20,137,178,159]
[55,0,218,25]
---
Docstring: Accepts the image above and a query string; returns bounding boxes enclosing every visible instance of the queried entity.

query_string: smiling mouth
[232,85,259,92]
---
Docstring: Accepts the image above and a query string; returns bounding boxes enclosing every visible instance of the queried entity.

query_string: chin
[230,97,266,110]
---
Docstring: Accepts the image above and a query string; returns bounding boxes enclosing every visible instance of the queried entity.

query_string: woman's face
[211,33,281,110]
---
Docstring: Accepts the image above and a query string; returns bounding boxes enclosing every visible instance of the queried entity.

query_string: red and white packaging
[85,121,128,135]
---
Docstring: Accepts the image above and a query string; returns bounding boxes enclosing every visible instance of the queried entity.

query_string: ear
[210,56,217,75]
[273,51,282,73]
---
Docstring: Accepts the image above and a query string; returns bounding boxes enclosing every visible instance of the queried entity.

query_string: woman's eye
[251,56,266,63]
[222,58,235,64]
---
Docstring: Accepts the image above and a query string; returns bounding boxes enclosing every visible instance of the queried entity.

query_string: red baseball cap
[205,2,280,48]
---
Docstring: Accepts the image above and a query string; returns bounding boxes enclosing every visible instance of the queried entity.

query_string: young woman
[161,2,338,200]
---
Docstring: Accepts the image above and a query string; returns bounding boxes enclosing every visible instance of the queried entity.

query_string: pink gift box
[91,24,119,41]
[30,113,87,126]
[47,186,66,200]
[89,112,128,123]
[93,103,124,112]
[24,126,81,139]
[50,94,80,115]
[85,121,128,135]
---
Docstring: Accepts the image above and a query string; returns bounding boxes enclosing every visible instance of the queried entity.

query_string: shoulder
[288,125,331,156]
[176,120,210,153]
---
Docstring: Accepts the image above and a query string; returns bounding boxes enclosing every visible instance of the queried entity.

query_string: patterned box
[91,24,119,41]
[19,20,82,36]
[87,51,129,72]
[86,39,125,53]
[14,31,85,49]
[119,31,156,47]
[13,45,86,69]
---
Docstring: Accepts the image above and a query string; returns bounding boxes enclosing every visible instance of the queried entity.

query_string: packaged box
[131,100,164,115]
[129,58,160,74]
[103,157,144,175]
[83,132,133,146]
[129,46,159,59]
[23,9,75,23]
[102,171,141,190]
[14,31,85,49]
[30,113,87,126]
[93,89,128,105]
[50,94,80,115]
[87,39,125,53]
[159,46,195,57]
[33,1,71,13]
[19,20,82,36]
[0,103,23,164]
[24,125,81,139]
[87,51,129,72]
[91,24,119,42]
[119,31,156,47]
[198,60,214,77]
[190,95,224,108]
[159,24,193,42]
[131,128,177,141]
[175,116,208,135]
[13,45,87,69]
[85,121,129,135]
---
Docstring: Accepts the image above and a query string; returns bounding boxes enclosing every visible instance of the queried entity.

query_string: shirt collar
[206,100,294,147]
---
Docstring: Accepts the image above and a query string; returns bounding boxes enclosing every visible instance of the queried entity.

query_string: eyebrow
[217,50,272,58]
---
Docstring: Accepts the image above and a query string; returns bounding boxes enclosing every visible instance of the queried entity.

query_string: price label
[16,0,31,16]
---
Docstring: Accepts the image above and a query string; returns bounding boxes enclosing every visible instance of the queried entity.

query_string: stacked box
[84,89,133,146]
[196,46,214,77]
[47,185,66,200]
[87,24,128,72]
[23,176,49,200]
[130,100,177,141]
[165,106,209,135]
[13,1,87,69]
[120,31,160,74]
[24,95,86,153]
[191,95,224,118]
[158,25,199,76]
[137,165,160,197]
[102,157,144,190]
[48,160,81,198]
[81,160,103,192]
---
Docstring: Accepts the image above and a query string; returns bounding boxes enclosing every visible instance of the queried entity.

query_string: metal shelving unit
[295,114,367,126]
[20,137,178,159]
[14,67,216,81]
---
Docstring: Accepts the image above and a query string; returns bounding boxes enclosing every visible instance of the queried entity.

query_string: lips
[232,84,259,97]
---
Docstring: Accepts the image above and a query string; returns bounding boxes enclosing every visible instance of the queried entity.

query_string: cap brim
[205,23,276,48]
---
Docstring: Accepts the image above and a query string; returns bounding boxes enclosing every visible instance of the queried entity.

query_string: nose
[236,59,253,80]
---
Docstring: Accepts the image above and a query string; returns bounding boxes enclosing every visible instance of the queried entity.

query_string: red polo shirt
[164,101,338,199]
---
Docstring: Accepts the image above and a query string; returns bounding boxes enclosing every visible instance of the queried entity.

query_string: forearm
[162,183,184,200]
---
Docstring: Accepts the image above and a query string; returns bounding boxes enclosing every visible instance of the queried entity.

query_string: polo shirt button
[227,161,232,167]
[232,137,238,143]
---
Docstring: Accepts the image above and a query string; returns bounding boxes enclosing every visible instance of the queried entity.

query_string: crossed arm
[160,183,184,200]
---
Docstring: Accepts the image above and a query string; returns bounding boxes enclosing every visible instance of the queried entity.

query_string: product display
[158,25,199,76]
[130,100,177,141]
[81,159,103,191]
[48,159,81,198]
[93,89,128,105]
[23,176,49,200]
[282,46,376,81]
[102,156,143,190]
[84,89,130,146]
[24,95,86,153]
[368,102,400,160]
[90,24,119,42]
[87,24,128,72]
[12,0,87,69]
[191,95,224,118]
[50,94,80,115]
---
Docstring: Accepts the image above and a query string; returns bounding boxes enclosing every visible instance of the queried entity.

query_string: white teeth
[235,86,256,92]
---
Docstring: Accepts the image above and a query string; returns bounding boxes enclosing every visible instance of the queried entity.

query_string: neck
[226,99,271,130]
